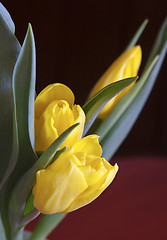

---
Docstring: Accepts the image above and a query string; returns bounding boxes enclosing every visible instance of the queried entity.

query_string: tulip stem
[28,213,66,240]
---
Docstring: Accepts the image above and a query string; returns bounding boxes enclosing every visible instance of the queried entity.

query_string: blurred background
[1,1,167,239]
[2,0,167,157]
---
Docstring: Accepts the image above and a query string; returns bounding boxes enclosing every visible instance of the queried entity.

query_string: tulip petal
[33,134,118,214]
[35,114,59,151]
[73,135,102,157]
[89,46,142,119]
[63,162,118,213]
[35,84,85,151]
[33,157,88,214]
[35,83,75,119]
[35,100,85,151]
[60,105,86,149]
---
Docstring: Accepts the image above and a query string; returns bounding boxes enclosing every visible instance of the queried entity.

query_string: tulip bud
[35,83,85,151]
[33,135,118,214]
[89,46,142,119]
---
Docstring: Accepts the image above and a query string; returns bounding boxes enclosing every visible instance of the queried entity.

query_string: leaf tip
[144,18,149,25]
[27,23,34,40]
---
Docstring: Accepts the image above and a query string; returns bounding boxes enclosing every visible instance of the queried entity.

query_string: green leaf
[0,3,15,33]
[23,190,34,217]
[13,23,36,153]
[0,24,37,239]
[9,123,79,230]
[0,4,20,189]
[145,17,167,69]
[125,19,149,50]
[83,77,137,136]
[0,4,21,238]
[100,44,167,161]
[32,124,79,171]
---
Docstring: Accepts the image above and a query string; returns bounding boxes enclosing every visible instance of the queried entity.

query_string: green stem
[0,216,6,240]
[13,229,24,240]
[28,213,66,240]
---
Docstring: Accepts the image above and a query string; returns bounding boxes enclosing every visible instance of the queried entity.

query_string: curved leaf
[145,17,167,68]
[83,77,137,135]
[0,5,20,188]
[13,23,36,153]
[1,24,37,239]
[0,3,15,33]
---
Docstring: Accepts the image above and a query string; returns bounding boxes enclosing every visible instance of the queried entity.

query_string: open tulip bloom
[0,2,166,240]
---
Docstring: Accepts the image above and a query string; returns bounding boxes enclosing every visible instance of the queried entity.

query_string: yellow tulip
[35,83,85,151]
[89,46,142,119]
[33,135,118,214]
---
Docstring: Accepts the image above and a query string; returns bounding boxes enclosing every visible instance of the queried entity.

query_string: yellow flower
[89,46,142,119]
[33,135,118,214]
[35,83,85,151]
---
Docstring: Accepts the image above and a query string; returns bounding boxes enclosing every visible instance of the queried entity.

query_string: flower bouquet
[0,2,166,240]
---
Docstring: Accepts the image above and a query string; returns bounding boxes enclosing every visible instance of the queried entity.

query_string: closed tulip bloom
[35,83,85,151]
[33,135,118,214]
[89,46,142,119]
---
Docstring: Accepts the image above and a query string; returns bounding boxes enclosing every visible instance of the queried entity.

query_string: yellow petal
[35,100,85,151]
[33,157,88,214]
[89,46,142,119]
[35,108,59,151]
[62,104,85,149]
[63,162,118,213]
[35,83,75,119]
[73,135,102,157]
[47,148,74,171]
[33,134,118,214]
[102,162,119,189]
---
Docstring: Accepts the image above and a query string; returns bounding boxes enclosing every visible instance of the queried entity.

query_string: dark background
[2,0,167,157]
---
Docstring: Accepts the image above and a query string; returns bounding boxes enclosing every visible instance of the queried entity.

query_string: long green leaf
[0,3,15,33]
[83,77,137,135]
[9,123,79,231]
[0,4,20,189]
[145,17,167,68]
[100,43,167,161]
[125,19,148,50]
[13,23,36,153]
[0,24,37,239]
[0,4,21,238]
